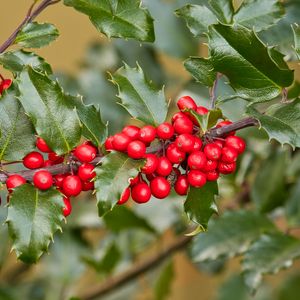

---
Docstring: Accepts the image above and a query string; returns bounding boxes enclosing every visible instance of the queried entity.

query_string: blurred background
[0,1,300,300]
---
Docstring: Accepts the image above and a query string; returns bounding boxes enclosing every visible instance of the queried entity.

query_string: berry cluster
[105,96,246,205]
[0,77,12,95]
[6,138,98,217]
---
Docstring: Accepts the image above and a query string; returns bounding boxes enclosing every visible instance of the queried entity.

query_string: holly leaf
[17,67,82,155]
[95,152,144,217]
[190,210,275,262]
[247,99,300,149]
[111,64,168,126]
[292,23,300,59]
[184,57,217,87]
[208,0,234,24]
[63,0,154,42]
[234,0,284,32]
[0,87,35,161]
[285,178,300,226]
[184,181,218,231]
[0,50,52,75]
[6,185,64,264]
[242,233,300,292]
[207,24,294,101]
[14,22,59,48]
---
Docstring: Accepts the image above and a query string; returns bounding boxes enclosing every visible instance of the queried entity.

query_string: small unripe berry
[131,182,151,203]
[122,125,140,140]
[127,140,146,159]
[117,187,130,205]
[63,197,72,217]
[36,137,52,153]
[173,117,193,134]
[166,144,186,164]
[156,157,173,176]
[218,162,236,174]
[174,175,189,195]
[23,151,44,169]
[157,122,174,140]
[139,125,156,143]
[62,175,82,196]
[142,154,158,174]
[225,136,246,154]
[204,143,222,160]
[187,170,206,188]
[150,177,171,199]
[187,151,207,170]
[175,134,195,153]
[221,146,238,163]
[78,163,96,181]
[6,175,26,190]
[74,144,97,162]
[33,170,53,190]
[177,96,197,111]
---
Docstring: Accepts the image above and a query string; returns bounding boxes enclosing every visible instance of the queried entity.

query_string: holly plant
[0,0,300,299]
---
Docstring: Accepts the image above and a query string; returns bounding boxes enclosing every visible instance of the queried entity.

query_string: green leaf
[184,181,218,231]
[103,205,156,233]
[0,87,35,161]
[242,233,300,292]
[154,260,175,300]
[15,22,59,48]
[288,80,300,99]
[95,152,144,217]
[208,24,294,101]
[63,0,154,42]
[278,273,300,300]
[6,184,64,263]
[208,0,234,24]
[67,96,107,147]
[17,67,82,155]
[111,64,168,126]
[292,23,300,59]
[234,0,284,32]
[285,178,300,226]
[247,99,300,149]
[191,210,275,262]
[175,4,217,37]
[0,50,52,75]
[184,57,217,87]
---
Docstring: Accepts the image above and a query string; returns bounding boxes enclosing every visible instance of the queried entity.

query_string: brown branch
[79,234,193,300]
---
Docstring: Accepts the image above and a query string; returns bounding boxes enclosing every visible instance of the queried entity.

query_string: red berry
[122,125,140,140]
[150,177,171,199]
[129,175,140,186]
[139,125,156,143]
[112,133,131,152]
[187,170,206,188]
[117,187,130,205]
[173,117,193,134]
[204,159,218,172]
[157,122,174,140]
[23,151,44,169]
[62,175,82,196]
[63,197,72,217]
[6,175,26,190]
[54,174,66,188]
[156,157,173,176]
[127,141,146,159]
[105,136,114,151]
[131,182,151,203]
[187,151,207,170]
[166,144,186,164]
[204,143,222,160]
[74,144,97,162]
[174,175,189,195]
[177,96,197,111]
[206,170,219,181]
[78,163,96,181]
[0,79,12,94]
[142,154,158,174]
[43,160,53,167]
[33,170,53,190]
[196,106,209,115]
[225,136,246,154]
[193,137,203,151]
[216,120,235,136]
[214,140,224,149]
[218,162,236,174]
[48,152,64,164]
[36,137,52,153]
[221,146,238,163]
[146,173,156,181]
[82,180,94,191]
[175,134,195,153]
[171,112,189,124]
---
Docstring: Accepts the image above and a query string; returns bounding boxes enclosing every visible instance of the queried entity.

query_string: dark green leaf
[184,181,218,231]
[288,81,300,99]
[242,233,300,292]
[0,87,35,161]
[15,22,59,48]
[111,64,168,126]
[247,99,300,149]
[234,0,284,32]
[191,210,275,262]
[0,50,52,75]
[278,273,300,300]
[292,23,300,59]
[17,67,82,154]
[95,152,144,217]
[103,205,156,233]
[285,178,300,226]
[208,0,234,24]
[6,185,64,263]
[208,24,294,101]
[184,57,217,87]
[63,0,154,42]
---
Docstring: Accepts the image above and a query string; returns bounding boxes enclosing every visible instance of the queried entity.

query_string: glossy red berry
[206,170,219,181]
[117,187,130,205]
[156,157,173,176]
[129,175,140,186]
[63,197,72,217]
[218,162,236,174]
[0,79,12,94]
[175,134,195,153]
[112,133,131,152]
[187,151,207,170]
[173,117,193,134]
[6,175,26,190]
[131,182,151,203]
[196,106,209,115]
[166,144,186,164]
[174,175,189,195]
[193,137,203,151]
[54,174,66,188]
[177,96,197,111]
[171,112,189,124]
[187,170,206,188]
[204,159,218,172]
[23,151,44,169]
[48,152,64,164]
[214,140,224,149]
[221,146,238,163]
[33,170,53,190]
[105,136,114,151]
[139,125,156,143]
[78,163,96,181]
[74,144,97,162]
[82,180,94,191]
[62,175,82,196]
[127,141,146,159]
[157,122,174,140]
[225,136,246,154]
[150,177,171,199]
[122,125,140,140]
[204,143,222,160]
[142,154,158,174]
[43,160,53,167]
[36,137,52,153]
